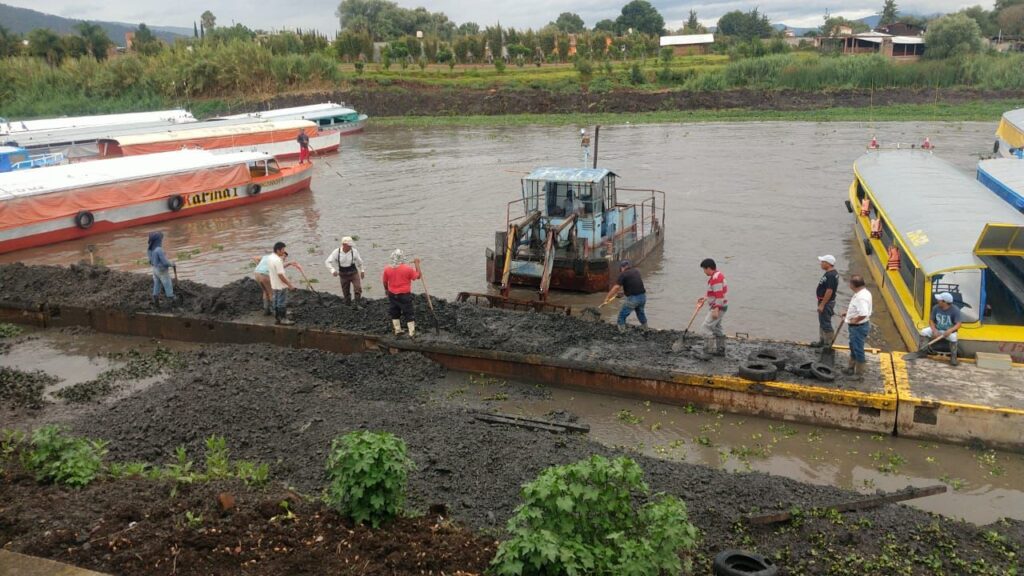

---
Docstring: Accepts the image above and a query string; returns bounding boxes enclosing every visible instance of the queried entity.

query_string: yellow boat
[850,149,1024,361]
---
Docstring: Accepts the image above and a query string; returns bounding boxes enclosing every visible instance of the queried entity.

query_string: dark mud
[0,366,57,409]
[252,86,1024,118]
[0,468,496,576]
[0,264,872,386]
[54,347,183,403]
[44,343,1022,574]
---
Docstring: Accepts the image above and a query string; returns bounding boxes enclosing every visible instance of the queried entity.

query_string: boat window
[522,180,542,213]
[930,269,982,324]
[267,160,281,174]
[979,256,1024,326]
[10,152,27,164]
[249,161,266,177]
[545,182,586,217]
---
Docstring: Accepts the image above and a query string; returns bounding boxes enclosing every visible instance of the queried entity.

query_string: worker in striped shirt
[696,258,728,359]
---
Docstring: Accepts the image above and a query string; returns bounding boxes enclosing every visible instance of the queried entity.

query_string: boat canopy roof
[0,146,24,154]
[854,150,1024,276]
[979,158,1024,194]
[103,120,315,146]
[525,167,616,184]
[217,103,357,121]
[0,149,270,200]
[1,110,195,136]
[997,108,1024,149]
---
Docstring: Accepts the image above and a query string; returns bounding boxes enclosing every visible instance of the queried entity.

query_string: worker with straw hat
[325,236,365,305]
[382,249,421,338]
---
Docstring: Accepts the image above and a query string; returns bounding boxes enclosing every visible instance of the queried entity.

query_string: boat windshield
[523,180,602,217]
[248,160,281,177]
[930,269,982,324]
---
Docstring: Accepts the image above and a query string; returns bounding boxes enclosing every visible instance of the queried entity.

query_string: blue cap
[619,260,631,269]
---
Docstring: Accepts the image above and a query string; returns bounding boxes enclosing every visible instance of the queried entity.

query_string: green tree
[996,0,1024,11]
[133,23,163,56]
[616,0,665,35]
[552,12,586,33]
[27,28,64,66]
[683,9,707,34]
[0,25,22,58]
[201,10,216,33]
[334,29,373,61]
[958,6,996,37]
[820,15,870,36]
[594,19,618,33]
[879,0,899,26]
[458,22,480,35]
[74,22,113,60]
[925,13,982,59]
[718,8,774,40]
[61,34,88,59]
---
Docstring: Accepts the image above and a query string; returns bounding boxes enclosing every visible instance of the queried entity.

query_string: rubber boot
[695,337,714,361]
[950,341,959,366]
[821,330,834,348]
[809,328,826,348]
[617,324,626,333]
[392,319,404,336]
[714,335,726,357]
[851,361,866,381]
[842,357,855,376]
[151,295,159,308]
[262,300,272,316]
[276,309,295,326]
[407,321,416,339]
[917,335,932,356]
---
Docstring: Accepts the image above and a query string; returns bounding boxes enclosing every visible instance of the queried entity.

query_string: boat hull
[487,226,664,293]
[0,167,312,254]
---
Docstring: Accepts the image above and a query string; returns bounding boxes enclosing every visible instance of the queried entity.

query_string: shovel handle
[829,317,846,347]
[683,301,703,333]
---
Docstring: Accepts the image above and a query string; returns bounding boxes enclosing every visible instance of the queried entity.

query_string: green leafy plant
[162,444,198,496]
[1,429,25,461]
[204,435,231,479]
[0,323,23,338]
[23,425,107,487]
[107,461,150,478]
[324,431,414,527]
[185,510,203,529]
[235,460,271,487]
[491,455,700,575]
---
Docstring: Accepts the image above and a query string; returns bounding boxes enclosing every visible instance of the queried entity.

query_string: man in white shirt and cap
[325,236,365,305]
[919,292,963,366]
[841,274,873,380]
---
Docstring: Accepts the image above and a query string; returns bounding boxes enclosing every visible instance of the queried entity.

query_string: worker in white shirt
[324,236,365,304]
[840,274,873,380]
[267,241,296,325]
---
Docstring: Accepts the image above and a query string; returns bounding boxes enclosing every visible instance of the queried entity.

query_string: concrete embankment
[1,263,1021,451]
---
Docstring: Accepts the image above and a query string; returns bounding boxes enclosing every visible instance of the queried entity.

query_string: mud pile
[0,264,858,385]
[59,344,1022,574]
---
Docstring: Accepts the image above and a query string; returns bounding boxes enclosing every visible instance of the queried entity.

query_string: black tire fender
[789,360,815,378]
[247,183,262,195]
[713,549,778,576]
[167,194,184,212]
[863,238,873,256]
[738,361,778,383]
[74,211,94,230]
[844,199,854,213]
[748,349,787,371]
[810,362,837,382]
[993,140,1000,156]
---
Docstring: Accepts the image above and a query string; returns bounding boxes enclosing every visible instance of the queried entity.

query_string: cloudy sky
[11,0,987,33]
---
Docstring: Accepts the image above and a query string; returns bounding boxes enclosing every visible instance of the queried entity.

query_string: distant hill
[0,3,189,45]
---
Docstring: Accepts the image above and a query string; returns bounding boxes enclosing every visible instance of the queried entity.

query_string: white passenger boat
[216,102,368,135]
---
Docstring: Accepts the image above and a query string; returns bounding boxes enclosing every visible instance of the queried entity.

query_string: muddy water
[0,122,1000,346]
[440,372,1024,526]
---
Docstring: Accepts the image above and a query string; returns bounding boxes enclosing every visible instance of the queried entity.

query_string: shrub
[491,455,700,576]
[354,61,365,74]
[325,431,414,527]
[574,57,594,80]
[24,425,107,487]
[494,59,507,74]
[659,46,674,64]
[629,62,646,85]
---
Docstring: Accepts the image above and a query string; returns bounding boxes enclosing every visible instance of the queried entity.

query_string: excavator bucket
[456,292,572,315]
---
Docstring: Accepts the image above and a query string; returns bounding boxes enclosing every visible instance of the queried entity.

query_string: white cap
[341,236,354,246]
[818,255,836,265]
[936,292,954,303]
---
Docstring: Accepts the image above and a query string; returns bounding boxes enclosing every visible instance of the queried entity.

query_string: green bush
[325,431,414,527]
[629,62,646,85]
[24,425,107,487]
[494,59,507,74]
[491,455,700,576]
[574,58,594,80]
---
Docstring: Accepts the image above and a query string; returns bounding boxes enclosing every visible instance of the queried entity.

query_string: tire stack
[738,349,836,383]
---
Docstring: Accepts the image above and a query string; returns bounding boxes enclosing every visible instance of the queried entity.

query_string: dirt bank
[0,341,1008,574]
[0,264,871,386]
[243,86,1024,118]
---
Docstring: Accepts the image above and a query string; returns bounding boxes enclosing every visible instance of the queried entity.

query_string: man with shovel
[603,260,647,333]
[382,249,421,338]
[696,258,728,360]
[915,292,962,366]
[267,241,297,326]
[811,255,839,347]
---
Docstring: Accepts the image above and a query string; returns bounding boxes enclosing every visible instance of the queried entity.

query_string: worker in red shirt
[382,249,422,337]
[696,257,728,360]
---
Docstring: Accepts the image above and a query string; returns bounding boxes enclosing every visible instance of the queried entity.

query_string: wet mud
[0,263,877,387]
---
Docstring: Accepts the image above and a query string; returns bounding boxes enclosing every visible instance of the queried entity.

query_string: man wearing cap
[325,237,365,305]
[811,255,840,347]
[919,292,962,365]
[603,260,647,332]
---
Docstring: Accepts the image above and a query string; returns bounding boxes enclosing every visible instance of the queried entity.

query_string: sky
[10,0,988,34]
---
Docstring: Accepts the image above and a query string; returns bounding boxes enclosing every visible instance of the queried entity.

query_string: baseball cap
[818,255,836,265]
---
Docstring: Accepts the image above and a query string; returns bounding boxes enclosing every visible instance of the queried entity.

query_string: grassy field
[372,99,1021,128]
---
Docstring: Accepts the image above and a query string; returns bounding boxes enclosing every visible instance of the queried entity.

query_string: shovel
[671,301,705,352]
[905,334,946,360]
[819,317,846,366]
[296,267,323,303]
[417,265,441,335]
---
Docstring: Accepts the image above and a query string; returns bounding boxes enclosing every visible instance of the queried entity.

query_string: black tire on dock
[789,360,815,378]
[713,549,778,576]
[247,184,262,195]
[863,238,873,256]
[748,349,787,370]
[810,362,837,382]
[738,361,778,383]
[74,211,94,229]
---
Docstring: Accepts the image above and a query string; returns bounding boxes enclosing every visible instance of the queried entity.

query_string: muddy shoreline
[2,263,1023,574]
[240,86,1024,118]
